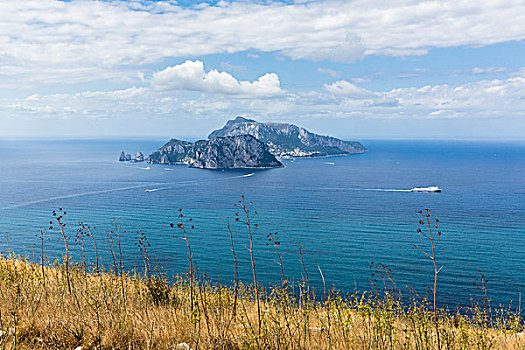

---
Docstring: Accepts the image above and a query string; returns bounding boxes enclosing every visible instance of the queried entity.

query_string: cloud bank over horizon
[7,67,525,122]
[1,0,524,139]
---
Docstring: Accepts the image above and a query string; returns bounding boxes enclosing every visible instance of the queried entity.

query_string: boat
[145,188,159,192]
[410,186,441,193]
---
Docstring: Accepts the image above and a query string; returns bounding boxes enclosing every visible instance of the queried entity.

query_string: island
[135,117,367,169]
[146,135,282,169]
[208,116,367,158]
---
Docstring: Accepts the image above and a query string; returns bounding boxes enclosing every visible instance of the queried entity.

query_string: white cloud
[1,0,525,85]
[351,77,371,84]
[386,76,525,117]
[220,61,247,72]
[12,87,153,118]
[324,80,376,98]
[283,34,365,62]
[151,60,284,98]
[5,71,525,125]
[321,74,525,119]
[318,68,339,77]
[472,66,507,74]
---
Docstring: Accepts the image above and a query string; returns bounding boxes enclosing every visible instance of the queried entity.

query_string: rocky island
[130,117,366,169]
[146,135,282,169]
[209,116,367,158]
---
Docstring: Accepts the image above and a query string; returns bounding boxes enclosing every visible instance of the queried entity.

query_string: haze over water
[0,139,524,310]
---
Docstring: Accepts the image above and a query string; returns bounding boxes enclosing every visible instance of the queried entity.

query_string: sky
[1,0,525,140]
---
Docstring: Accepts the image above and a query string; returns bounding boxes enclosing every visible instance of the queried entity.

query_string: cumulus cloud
[1,0,525,85]
[151,60,284,98]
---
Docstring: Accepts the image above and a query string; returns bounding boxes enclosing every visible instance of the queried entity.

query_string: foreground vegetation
[0,200,523,349]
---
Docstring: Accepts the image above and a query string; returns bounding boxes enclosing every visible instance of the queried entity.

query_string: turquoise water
[0,139,524,309]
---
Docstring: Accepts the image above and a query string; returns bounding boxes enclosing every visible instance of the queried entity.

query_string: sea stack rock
[119,151,133,161]
[119,151,126,161]
[133,152,144,162]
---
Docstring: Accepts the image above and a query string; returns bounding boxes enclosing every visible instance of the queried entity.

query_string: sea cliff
[146,135,282,169]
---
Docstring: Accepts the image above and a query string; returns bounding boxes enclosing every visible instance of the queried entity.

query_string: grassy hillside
[0,203,523,349]
[0,257,523,349]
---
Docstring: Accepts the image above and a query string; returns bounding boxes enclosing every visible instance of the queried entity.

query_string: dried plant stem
[237,195,261,335]
[225,219,239,334]
[172,209,195,312]
[38,228,46,287]
[52,209,72,294]
[415,208,445,350]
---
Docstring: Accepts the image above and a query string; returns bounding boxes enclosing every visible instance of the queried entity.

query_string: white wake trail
[1,183,160,210]
[361,188,412,192]
[1,173,257,210]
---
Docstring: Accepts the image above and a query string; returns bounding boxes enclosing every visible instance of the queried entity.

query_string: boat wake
[1,183,162,210]
[1,173,264,210]
[361,186,441,192]
[145,188,163,193]
[410,186,441,192]
[362,188,412,192]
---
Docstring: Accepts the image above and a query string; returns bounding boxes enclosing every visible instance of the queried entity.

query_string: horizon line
[0,136,523,143]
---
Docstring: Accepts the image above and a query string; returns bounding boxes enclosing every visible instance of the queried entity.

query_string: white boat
[145,188,159,192]
[410,186,441,193]
[141,166,151,170]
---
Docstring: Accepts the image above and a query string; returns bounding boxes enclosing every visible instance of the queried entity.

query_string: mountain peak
[231,116,256,123]
[209,117,367,158]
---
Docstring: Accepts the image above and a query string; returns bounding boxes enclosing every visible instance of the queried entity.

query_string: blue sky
[1,0,525,140]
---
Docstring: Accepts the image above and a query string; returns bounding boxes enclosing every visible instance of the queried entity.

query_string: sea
[0,139,524,310]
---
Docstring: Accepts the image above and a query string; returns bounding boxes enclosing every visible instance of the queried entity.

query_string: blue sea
[0,139,524,310]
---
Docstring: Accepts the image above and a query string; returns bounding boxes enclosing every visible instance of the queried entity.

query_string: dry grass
[0,256,523,349]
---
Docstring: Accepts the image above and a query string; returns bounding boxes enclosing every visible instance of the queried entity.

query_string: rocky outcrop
[131,152,144,162]
[118,151,142,162]
[119,151,127,162]
[147,135,282,169]
[147,139,193,165]
[209,116,367,158]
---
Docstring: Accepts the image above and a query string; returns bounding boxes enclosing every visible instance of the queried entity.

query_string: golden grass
[0,256,523,349]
